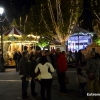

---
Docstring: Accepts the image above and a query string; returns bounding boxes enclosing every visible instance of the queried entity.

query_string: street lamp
[0,7,4,72]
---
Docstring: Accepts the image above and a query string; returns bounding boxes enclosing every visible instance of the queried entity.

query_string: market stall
[3,28,40,67]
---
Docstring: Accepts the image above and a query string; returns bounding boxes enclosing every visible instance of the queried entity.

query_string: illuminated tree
[40,0,83,48]
[95,38,100,46]
[91,0,100,37]
[15,0,83,50]
[25,2,47,35]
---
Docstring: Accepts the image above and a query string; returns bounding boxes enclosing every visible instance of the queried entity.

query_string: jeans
[40,79,53,100]
[21,76,29,99]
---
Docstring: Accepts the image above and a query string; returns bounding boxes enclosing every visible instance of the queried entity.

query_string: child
[76,68,87,97]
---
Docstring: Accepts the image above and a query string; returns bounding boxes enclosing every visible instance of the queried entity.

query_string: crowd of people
[11,47,100,100]
[13,48,67,100]
[76,48,100,100]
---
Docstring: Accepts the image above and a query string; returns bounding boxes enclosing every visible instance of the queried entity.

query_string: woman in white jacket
[35,56,55,100]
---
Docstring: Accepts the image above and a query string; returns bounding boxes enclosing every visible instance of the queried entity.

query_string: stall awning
[4,28,22,36]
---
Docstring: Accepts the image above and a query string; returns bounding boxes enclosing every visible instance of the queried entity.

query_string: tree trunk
[60,41,66,52]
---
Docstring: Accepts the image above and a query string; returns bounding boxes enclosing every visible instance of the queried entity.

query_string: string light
[41,4,50,32]
[47,0,83,44]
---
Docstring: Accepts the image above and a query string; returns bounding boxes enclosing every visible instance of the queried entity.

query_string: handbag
[64,75,69,84]
[88,73,95,80]
[87,62,97,81]
[35,74,41,81]
[35,68,41,81]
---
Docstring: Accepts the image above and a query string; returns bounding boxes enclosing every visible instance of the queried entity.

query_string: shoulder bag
[35,68,41,81]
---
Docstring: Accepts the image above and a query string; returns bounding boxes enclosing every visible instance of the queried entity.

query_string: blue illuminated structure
[67,26,93,52]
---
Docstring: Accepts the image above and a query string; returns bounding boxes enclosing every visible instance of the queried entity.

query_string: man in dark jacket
[13,51,18,71]
[19,52,31,100]
[28,54,38,98]
[76,50,83,66]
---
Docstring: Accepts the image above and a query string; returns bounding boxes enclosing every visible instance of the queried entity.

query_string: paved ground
[0,67,88,100]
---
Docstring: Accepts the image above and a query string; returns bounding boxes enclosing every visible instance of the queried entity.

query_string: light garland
[47,0,63,42]
[41,4,50,32]
[27,34,40,39]
[92,0,100,36]
[47,0,83,44]
[8,34,22,37]
[94,11,100,22]
[3,40,39,43]
[56,0,64,28]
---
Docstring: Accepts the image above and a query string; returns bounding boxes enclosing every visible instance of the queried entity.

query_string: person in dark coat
[45,50,55,68]
[19,52,31,100]
[16,51,22,72]
[13,51,18,71]
[76,50,83,66]
[28,55,38,98]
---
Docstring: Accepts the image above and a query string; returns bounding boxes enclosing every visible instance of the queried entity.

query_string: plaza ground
[0,67,87,100]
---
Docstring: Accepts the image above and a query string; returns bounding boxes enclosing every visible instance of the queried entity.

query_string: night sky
[0,0,93,32]
[81,0,94,32]
[0,0,35,22]
[0,0,35,12]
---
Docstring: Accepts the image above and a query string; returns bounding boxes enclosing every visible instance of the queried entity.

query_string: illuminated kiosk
[4,30,39,54]
[50,32,92,52]
[3,28,40,67]
[67,26,93,52]
[50,26,93,52]
[67,32,92,52]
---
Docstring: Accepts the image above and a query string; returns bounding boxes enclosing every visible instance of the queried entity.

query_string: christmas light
[47,0,83,45]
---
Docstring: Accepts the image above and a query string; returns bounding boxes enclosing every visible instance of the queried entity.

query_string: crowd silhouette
[8,47,100,100]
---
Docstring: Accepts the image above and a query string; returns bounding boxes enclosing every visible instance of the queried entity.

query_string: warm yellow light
[27,34,40,38]
[8,34,22,37]
[4,40,39,43]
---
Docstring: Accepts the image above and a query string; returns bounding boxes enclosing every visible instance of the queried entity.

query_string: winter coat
[56,52,67,73]
[86,58,100,77]
[28,60,37,78]
[19,57,30,77]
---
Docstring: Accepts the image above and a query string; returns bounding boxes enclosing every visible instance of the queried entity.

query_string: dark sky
[81,0,94,32]
[0,0,93,32]
[0,0,36,22]
[12,0,35,11]
[0,0,35,12]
